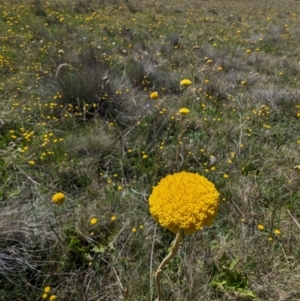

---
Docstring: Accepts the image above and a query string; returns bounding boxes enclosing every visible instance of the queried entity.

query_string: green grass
[1,0,300,300]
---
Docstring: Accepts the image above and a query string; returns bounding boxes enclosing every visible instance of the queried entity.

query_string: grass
[1,0,300,300]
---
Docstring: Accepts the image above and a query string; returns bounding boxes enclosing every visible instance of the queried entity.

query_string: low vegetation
[1,0,300,300]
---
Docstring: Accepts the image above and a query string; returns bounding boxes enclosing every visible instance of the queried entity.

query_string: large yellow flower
[149,171,219,235]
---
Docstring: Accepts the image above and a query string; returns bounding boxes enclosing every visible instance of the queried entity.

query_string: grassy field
[1,0,300,300]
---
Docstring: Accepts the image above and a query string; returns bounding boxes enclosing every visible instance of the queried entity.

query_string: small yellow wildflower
[241,81,247,85]
[258,224,264,230]
[296,113,300,118]
[217,66,223,71]
[142,154,148,159]
[268,237,273,241]
[49,295,57,301]
[132,227,137,233]
[274,229,281,235]
[44,287,51,293]
[42,293,48,299]
[90,218,98,225]
[149,171,220,235]
[51,192,65,205]
[180,79,192,86]
[111,215,117,221]
[178,108,190,114]
[150,91,159,99]
[223,174,229,178]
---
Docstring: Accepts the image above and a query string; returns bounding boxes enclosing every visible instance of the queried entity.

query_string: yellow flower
[42,293,48,299]
[150,91,159,99]
[180,79,192,86]
[149,171,220,235]
[274,229,281,235]
[51,192,65,205]
[132,227,137,233]
[297,113,300,118]
[258,224,264,230]
[90,218,98,225]
[44,286,51,293]
[49,295,57,301]
[178,108,190,114]
[111,215,117,221]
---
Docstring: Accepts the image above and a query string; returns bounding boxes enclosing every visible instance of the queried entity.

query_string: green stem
[154,230,184,301]
[174,116,183,172]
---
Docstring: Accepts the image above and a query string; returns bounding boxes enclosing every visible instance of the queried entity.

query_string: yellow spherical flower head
[44,286,51,293]
[51,192,65,205]
[257,224,264,230]
[178,108,190,114]
[150,91,159,99]
[90,218,98,225]
[180,79,192,86]
[149,171,220,235]
[274,229,281,235]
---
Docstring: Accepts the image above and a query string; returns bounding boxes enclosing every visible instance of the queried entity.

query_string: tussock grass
[1,0,300,300]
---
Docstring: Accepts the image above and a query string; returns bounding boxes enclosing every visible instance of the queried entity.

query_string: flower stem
[154,230,183,301]
[174,116,183,172]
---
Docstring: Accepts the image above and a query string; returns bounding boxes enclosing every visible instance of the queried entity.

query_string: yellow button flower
[49,295,57,301]
[274,229,281,235]
[178,108,190,114]
[258,224,264,230]
[149,171,220,235]
[150,91,159,99]
[180,79,192,86]
[51,192,65,205]
[90,218,98,225]
[44,286,51,293]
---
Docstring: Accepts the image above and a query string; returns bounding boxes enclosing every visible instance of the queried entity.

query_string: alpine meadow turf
[1,0,300,300]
